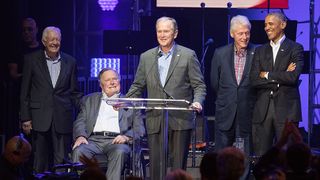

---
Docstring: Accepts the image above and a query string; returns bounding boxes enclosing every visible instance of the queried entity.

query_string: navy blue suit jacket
[211,43,256,131]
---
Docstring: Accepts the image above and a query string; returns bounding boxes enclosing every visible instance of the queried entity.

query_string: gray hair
[98,68,121,81]
[230,15,251,33]
[267,11,287,23]
[42,26,61,42]
[156,16,178,32]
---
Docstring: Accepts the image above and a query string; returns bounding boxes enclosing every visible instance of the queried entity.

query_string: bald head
[4,135,32,166]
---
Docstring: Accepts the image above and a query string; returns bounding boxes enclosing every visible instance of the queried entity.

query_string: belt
[91,131,120,137]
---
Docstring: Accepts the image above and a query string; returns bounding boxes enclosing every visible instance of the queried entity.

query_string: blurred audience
[253,120,320,180]
[199,151,218,180]
[0,135,32,179]
[216,147,245,180]
[79,154,106,180]
[165,169,193,180]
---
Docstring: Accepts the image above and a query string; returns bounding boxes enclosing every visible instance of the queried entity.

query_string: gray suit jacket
[73,93,145,140]
[126,44,206,134]
[211,43,256,131]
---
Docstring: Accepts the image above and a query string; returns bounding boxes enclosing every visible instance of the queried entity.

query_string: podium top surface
[105,98,194,111]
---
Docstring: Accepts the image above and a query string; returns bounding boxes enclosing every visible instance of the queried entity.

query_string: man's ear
[174,30,178,39]
[281,21,287,30]
[230,31,234,38]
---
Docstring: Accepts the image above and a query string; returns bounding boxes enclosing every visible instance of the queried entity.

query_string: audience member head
[230,15,251,50]
[79,154,106,180]
[200,152,218,180]
[217,147,245,180]
[286,142,311,172]
[156,16,178,52]
[80,167,106,180]
[42,26,61,58]
[22,18,39,48]
[265,11,287,43]
[260,165,286,180]
[165,169,193,180]
[98,68,121,97]
[3,135,32,166]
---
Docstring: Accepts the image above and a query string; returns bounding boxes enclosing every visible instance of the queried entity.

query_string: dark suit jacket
[126,44,206,134]
[20,50,83,133]
[73,93,145,140]
[211,43,256,131]
[250,38,304,123]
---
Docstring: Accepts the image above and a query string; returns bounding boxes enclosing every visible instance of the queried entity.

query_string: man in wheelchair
[72,68,145,180]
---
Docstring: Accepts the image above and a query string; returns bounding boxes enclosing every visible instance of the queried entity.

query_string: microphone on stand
[204,38,214,47]
[126,51,163,98]
[201,38,214,73]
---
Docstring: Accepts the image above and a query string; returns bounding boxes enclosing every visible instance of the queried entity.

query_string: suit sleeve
[210,49,220,95]
[20,55,32,121]
[188,51,207,105]
[250,48,278,90]
[268,44,304,85]
[73,97,89,140]
[126,54,146,98]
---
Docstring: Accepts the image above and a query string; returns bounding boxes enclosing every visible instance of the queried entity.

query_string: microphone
[126,50,161,98]
[204,38,214,46]
[163,88,174,99]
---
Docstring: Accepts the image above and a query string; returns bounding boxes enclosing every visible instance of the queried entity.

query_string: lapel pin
[280,49,284,52]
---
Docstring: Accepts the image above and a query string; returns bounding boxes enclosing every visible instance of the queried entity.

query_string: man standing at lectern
[126,16,206,180]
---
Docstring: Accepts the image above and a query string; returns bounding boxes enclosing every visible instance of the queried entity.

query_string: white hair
[230,15,251,33]
[42,26,61,42]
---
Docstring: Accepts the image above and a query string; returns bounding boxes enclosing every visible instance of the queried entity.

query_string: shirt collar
[44,50,61,62]
[270,35,286,47]
[102,92,120,99]
[234,46,247,57]
[158,42,175,56]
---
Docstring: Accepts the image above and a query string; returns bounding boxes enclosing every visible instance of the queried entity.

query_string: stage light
[91,58,120,77]
[98,0,118,11]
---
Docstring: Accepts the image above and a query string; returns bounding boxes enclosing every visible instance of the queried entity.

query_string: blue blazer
[211,43,256,131]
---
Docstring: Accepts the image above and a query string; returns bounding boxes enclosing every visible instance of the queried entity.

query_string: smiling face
[99,70,120,97]
[230,24,250,50]
[42,29,61,58]
[264,14,286,43]
[156,19,178,52]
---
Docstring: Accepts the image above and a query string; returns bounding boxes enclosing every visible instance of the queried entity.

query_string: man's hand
[191,102,203,113]
[72,136,88,150]
[259,71,268,79]
[112,135,130,144]
[286,62,296,72]
[21,120,32,135]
